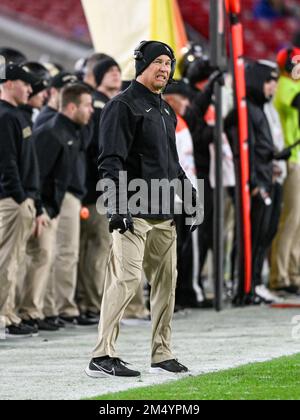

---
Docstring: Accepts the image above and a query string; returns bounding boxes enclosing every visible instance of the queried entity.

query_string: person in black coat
[227,60,286,303]
[0,63,47,337]
[86,41,201,378]
[19,83,94,330]
[77,57,123,320]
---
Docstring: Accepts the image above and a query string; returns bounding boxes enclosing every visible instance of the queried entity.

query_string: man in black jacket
[19,83,93,330]
[0,63,46,337]
[78,58,122,320]
[86,41,201,378]
[33,71,78,130]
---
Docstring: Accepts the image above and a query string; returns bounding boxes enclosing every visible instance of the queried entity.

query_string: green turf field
[91,353,300,400]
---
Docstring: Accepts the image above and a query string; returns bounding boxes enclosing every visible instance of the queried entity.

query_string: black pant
[174,213,195,305]
[251,183,283,287]
[197,174,214,278]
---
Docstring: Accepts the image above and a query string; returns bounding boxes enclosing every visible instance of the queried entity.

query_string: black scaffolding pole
[210,0,227,311]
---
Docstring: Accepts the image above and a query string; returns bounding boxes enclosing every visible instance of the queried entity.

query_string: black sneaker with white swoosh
[85,356,141,378]
[150,359,189,374]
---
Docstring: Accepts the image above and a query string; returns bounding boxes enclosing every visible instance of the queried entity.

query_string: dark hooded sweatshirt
[245,62,277,192]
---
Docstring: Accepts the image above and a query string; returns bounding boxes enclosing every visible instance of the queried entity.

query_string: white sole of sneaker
[149,367,186,374]
[85,367,111,378]
[85,367,141,379]
[5,334,36,339]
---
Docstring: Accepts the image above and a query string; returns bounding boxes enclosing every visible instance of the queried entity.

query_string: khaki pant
[92,218,177,364]
[123,280,150,319]
[270,163,300,288]
[0,198,35,326]
[77,204,112,314]
[18,217,58,320]
[44,193,81,317]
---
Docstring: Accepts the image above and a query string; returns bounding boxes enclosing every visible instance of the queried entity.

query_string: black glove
[109,213,134,234]
[273,148,292,161]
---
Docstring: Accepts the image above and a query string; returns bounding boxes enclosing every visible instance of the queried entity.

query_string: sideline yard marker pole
[226,0,252,301]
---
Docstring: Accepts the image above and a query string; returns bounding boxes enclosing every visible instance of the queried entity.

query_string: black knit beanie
[135,41,174,77]
[93,58,121,87]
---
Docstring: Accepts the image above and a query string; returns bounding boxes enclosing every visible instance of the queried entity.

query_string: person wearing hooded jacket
[226,60,286,303]
[245,60,285,303]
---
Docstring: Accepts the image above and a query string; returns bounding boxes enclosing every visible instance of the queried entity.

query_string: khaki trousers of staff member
[18,216,58,320]
[123,279,150,319]
[92,218,177,364]
[77,204,112,314]
[0,198,35,326]
[44,192,81,318]
[270,162,300,289]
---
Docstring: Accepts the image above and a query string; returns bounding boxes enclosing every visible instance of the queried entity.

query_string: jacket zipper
[160,99,169,179]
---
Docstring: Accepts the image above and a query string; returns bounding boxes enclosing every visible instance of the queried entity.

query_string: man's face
[73,93,94,126]
[11,80,32,105]
[101,66,122,91]
[264,79,278,100]
[28,89,48,109]
[139,54,172,93]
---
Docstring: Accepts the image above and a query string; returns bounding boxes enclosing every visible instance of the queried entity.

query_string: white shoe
[255,285,283,304]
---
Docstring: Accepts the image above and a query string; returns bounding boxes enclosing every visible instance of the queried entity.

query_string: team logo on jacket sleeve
[22,126,32,139]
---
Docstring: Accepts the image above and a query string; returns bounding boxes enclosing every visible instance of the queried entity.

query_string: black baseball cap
[23,62,50,97]
[164,78,192,97]
[50,71,78,89]
[0,47,27,65]
[0,63,39,85]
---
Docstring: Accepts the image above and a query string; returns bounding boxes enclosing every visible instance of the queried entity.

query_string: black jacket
[184,89,214,177]
[98,80,192,219]
[19,104,35,129]
[83,90,109,205]
[246,65,275,193]
[33,105,56,130]
[33,105,92,202]
[0,100,41,213]
[33,113,81,218]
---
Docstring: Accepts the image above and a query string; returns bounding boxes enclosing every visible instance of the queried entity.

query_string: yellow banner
[81,0,188,80]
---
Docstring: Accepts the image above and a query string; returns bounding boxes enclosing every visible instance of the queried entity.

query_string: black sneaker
[77,315,99,326]
[150,359,189,374]
[22,318,59,332]
[275,286,300,296]
[86,311,100,322]
[85,356,141,378]
[58,316,78,327]
[5,323,38,338]
[45,316,66,329]
[38,319,60,331]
